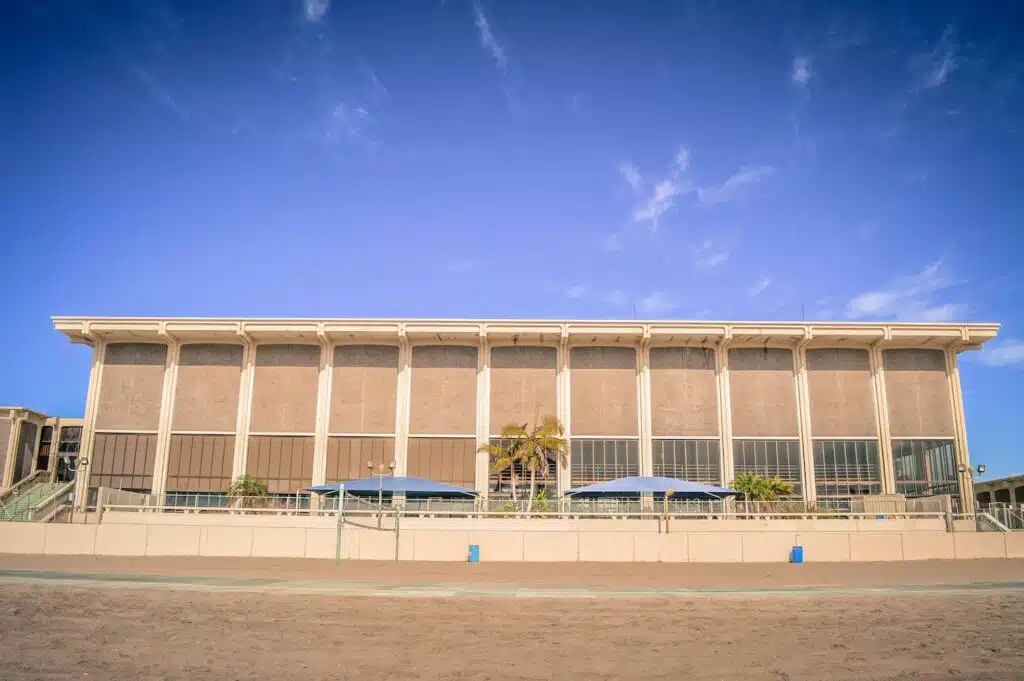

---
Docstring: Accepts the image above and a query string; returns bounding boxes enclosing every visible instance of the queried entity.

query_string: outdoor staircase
[0,479,72,522]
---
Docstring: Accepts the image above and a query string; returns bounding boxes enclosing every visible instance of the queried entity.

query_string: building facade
[975,474,1024,506]
[51,317,998,512]
[0,407,84,489]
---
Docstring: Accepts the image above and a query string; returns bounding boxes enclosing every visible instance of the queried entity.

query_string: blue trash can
[791,546,804,564]
[468,545,480,563]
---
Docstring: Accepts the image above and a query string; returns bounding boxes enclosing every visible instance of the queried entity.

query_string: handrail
[0,470,47,504]
[978,511,1011,532]
[29,481,75,522]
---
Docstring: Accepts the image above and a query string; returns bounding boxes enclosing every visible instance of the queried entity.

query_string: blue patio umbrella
[565,476,735,499]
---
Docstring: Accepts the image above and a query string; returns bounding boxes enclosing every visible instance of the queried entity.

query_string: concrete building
[50,317,998,513]
[975,474,1024,506]
[0,407,84,489]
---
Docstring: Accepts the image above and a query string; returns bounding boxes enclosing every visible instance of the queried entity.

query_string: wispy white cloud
[638,291,680,316]
[131,67,189,120]
[632,147,692,230]
[749,277,772,297]
[472,1,507,73]
[846,258,965,321]
[602,233,623,252]
[565,285,586,299]
[912,24,959,93]
[791,56,811,86]
[698,165,777,206]
[974,340,1024,367]
[447,259,478,272]
[618,162,642,191]
[602,290,628,308]
[694,239,729,268]
[303,0,330,23]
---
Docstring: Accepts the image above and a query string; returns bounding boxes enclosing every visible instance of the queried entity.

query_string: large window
[56,426,82,483]
[652,439,721,484]
[570,439,639,487]
[733,439,802,497]
[892,439,959,499]
[813,439,881,499]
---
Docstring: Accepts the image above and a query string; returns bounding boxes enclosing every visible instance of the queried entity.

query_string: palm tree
[481,418,569,511]
[227,475,268,508]
[518,418,569,512]
[732,472,793,502]
[480,424,529,504]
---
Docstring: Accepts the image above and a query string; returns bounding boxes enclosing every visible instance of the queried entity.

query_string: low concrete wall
[2,518,1019,563]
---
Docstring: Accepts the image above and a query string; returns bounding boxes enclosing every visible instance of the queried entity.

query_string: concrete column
[310,329,334,500]
[1,412,24,489]
[475,330,490,495]
[75,337,106,512]
[557,327,571,493]
[946,345,975,512]
[149,329,180,503]
[393,327,411,476]
[869,341,896,494]
[231,329,255,480]
[714,337,735,487]
[637,329,653,477]
[793,337,816,505]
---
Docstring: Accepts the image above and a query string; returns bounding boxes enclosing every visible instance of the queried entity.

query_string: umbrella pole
[335,484,346,566]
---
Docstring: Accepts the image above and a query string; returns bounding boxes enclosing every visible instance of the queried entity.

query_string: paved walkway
[2,568,1023,599]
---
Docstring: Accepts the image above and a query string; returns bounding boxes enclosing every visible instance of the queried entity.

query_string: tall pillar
[149,328,180,503]
[793,336,816,505]
[557,326,571,493]
[475,330,490,495]
[637,329,653,477]
[946,344,974,512]
[310,328,334,504]
[869,340,896,495]
[231,328,255,480]
[75,335,106,512]
[1,412,24,489]
[714,336,735,487]
[393,327,411,476]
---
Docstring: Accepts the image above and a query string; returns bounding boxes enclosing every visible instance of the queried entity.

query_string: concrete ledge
[469,530,524,562]
[252,527,306,558]
[200,526,254,557]
[741,532,796,563]
[688,533,743,563]
[901,533,955,561]
[632,533,687,563]
[0,523,46,554]
[953,533,1007,560]
[303,528,339,560]
[523,531,578,562]
[849,533,903,561]
[145,525,201,556]
[43,525,97,555]
[94,524,148,556]
[578,532,634,562]
[410,530,470,561]
[796,532,851,562]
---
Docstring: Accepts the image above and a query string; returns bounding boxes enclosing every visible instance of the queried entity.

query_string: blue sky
[1,0,1022,478]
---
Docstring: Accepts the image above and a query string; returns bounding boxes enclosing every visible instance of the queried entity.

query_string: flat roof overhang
[51,317,1000,352]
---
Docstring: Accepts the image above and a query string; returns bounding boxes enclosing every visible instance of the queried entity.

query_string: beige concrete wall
[246,435,315,493]
[409,346,478,435]
[250,344,321,433]
[166,434,235,492]
[330,345,399,434]
[883,349,955,437]
[728,348,798,437]
[489,346,558,431]
[0,418,11,487]
[172,344,244,433]
[806,348,877,437]
[570,347,638,436]
[649,347,718,436]
[5,515,1018,563]
[95,343,168,432]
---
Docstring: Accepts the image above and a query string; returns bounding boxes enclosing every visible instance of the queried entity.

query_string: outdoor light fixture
[367,460,396,529]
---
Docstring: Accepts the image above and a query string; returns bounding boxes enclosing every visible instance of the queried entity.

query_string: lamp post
[368,460,396,529]
[66,456,88,524]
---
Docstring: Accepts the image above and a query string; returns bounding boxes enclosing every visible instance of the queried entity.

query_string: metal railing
[28,481,75,522]
[977,503,1024,531]
[100,492,948,521]
[0,470,47,505]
